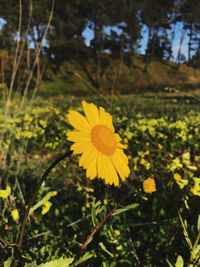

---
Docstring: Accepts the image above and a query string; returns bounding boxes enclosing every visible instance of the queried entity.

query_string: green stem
[189,230,200,265]
[13,150,72,266]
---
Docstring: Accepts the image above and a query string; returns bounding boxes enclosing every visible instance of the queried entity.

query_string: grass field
[1,90,200,266]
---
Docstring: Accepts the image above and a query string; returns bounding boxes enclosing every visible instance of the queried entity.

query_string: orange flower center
[91,125,117,156]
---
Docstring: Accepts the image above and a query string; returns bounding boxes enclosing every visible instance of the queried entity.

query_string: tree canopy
[1,0,200,89]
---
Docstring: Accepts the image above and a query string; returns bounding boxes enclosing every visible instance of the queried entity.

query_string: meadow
[0,91,200,266]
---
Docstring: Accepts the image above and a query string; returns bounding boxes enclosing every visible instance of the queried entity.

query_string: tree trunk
[176,23,186,70]
[144,26,152,72]
[94,22,104,90]
[187,23,193,65]
[168,21,176,60]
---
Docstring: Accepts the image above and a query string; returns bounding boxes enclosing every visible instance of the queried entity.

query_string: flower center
[91,124,117,156]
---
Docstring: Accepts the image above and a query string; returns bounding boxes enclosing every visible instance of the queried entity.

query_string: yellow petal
[67,110,91,133]
[101,154,110,185]
[86,152,98,179]
[97,152,104,179]
[112,150,130,181]
[107,158,119,186]
[67,131,90,142]
[115,148,129,165]
[82,100,100,126]
[79,146,98,168]
[71,141,92,154]
[99,106,114,131]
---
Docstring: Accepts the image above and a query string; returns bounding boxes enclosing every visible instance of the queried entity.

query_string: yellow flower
[103,199,108,205]
[143,178,156,194]
[190,177,200,196]
[173,173,188,189]
[173,173,181,181]
[0,186,11,199]
[124,138,128,144]
[11,209,19,221]
[114,230,120,236]
[158,144,163,149]
[41,201,52,215]
[66,101,130,186]
[86,201,90,208]
[54,108,60,115]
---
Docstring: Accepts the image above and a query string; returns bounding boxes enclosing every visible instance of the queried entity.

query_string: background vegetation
[1,0,200,94]
[0,0,200,266]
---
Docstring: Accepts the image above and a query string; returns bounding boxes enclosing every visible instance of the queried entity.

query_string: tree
[47,0,87,70]
[140,0,175,71]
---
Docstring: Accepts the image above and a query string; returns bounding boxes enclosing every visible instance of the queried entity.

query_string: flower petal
[67,110,91,133]
[101,154,110,184]
[86,152,98,179]
[79,146,98,168]
[99,107,114,131]
[107,158,119,186]
[67,131,90,143]
[82,100,100,126]
[97,152,104,179]
[112,149,130,181]
[70,141,92,154]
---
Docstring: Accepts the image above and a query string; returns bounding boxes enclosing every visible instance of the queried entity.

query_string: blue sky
[1,17,190,61]
[82,22,190,61]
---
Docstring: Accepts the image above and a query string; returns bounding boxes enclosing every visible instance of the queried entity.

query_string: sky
[82,22,190,62]
[0,17,190,62]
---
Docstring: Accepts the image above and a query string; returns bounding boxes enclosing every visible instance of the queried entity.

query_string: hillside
[39,55,200,97]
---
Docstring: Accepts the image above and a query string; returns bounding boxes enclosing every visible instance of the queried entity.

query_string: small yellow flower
[86,202,90,208]
[114,230,120,236]
[41,201,52,215]
[11,209,19,221]
[66,101,130,186]
[54,109,60,115]
[173,173,181,181]
[0,186,11,199]
[143,178,156,194]
[190,177,200,196]
[158,144,163,149]
[173,173,188,189]
[47,153,52,159]
[124,138,128,144]
[103,199,108,205]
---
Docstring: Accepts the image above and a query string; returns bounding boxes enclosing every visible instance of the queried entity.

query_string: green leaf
[166,259,174,267]
[4,256,12,267]
[29,191,56,215]
[193,244,200,257]
[91,200,104,227]
[71,252,93,266]
[112,203,139,216]
[99,242,114,258]
[91,199,98,228]
[197,214,200,231]
[37,257,74,267]
[175,255,184,267]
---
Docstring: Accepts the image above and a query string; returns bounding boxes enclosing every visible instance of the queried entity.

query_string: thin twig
[129,237,141,265]
[178,211,193,250]
[81,195,126,250]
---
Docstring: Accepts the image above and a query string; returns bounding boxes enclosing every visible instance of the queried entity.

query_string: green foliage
[0,94,200,266]
[36,257,74,267]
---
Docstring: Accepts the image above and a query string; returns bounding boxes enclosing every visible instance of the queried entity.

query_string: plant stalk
[12,150,72,267]
[81,195,126,250]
